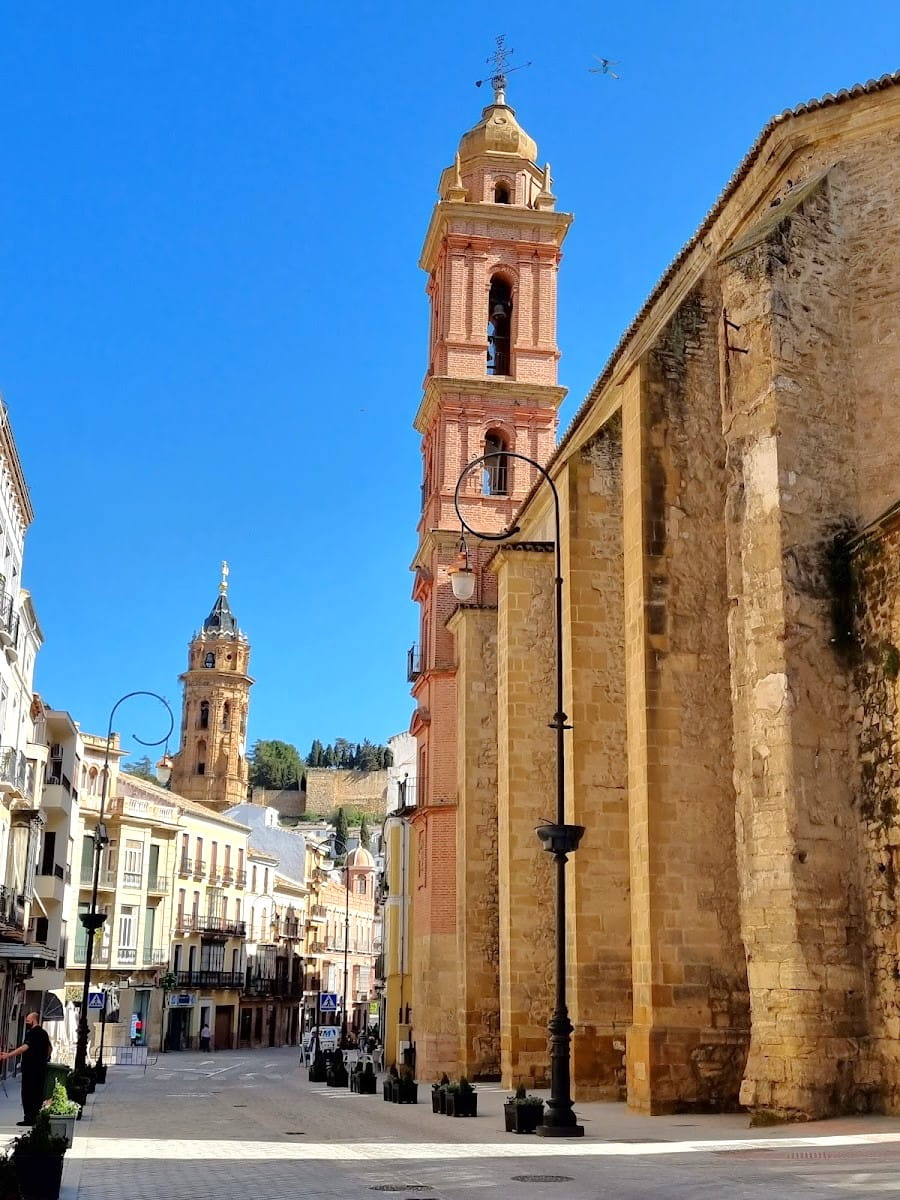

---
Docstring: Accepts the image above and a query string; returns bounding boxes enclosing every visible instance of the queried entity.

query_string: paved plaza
[32,1048,900,1199]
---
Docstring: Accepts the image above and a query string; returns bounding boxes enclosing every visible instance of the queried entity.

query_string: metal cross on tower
[475,34,531,103]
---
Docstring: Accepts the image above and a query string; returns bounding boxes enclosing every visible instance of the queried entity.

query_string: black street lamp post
[74,691,174,1078]
[342,872,350,1048]
[452,451,584,1137]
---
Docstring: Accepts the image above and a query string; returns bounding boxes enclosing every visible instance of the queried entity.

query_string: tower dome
[458,100,538,164]
[346,845,375,869]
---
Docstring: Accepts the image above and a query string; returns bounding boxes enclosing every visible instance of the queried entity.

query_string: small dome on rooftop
[346,845,375,868]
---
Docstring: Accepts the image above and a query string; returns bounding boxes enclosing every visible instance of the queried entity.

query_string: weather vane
[476,34,532,103]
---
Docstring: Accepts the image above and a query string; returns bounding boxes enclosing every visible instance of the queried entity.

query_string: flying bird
[589,56,620,79]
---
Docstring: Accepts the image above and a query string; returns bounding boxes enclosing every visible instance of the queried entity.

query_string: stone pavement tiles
[64,1049,900,1200]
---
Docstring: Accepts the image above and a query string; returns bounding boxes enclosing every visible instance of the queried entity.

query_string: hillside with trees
[305,738,392,770]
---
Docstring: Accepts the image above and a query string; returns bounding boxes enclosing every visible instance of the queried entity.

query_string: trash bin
[44,1061,70,1101]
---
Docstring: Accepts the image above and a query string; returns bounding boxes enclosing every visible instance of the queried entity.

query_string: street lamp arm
[105,690,175,751]
[75,689,175,1078]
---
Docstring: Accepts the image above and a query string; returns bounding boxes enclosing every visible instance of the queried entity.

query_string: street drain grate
[233,1104,247,1108]
[510,1176,574,1184]
[369,1188,431,1193]
[283,1131,305,1135]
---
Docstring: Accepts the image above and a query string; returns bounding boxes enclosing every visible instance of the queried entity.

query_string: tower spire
[475,34,531,106]
[220,559,230,595]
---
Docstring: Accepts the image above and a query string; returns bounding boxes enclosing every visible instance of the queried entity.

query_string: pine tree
[358,815,371,851]
[333,807,349,860]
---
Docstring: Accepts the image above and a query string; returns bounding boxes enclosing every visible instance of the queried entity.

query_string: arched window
[196,739,206,776]
[483,430,509,496]
[204,652,215,669]
[199,701,209,730]
[221,701,230,732]
[494,180,511,204]
[487,277,512,376]
[357,876,366,895]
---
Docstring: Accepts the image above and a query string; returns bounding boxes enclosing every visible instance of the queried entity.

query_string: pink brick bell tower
[408,59,572,1079]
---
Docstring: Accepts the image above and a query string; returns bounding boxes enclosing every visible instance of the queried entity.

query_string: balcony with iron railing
[309,903,327,921]
[0,748,34,801]
[406,644,422,683]
[80,867,116,889]
[147,874,169,895]
[73,942,110,965]
[308,940,327,955]
[195,913,247,938]
[178,858,193,877]
[146,947,169,965]
[192,860,207,881]
[176,970,243,989]
[234,870,247,889]
[221,868,234,885]
[208,869,222,886]
[0,884,25,932]
[117,947,137,965]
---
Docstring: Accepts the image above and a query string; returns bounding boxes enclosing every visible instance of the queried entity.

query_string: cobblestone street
[48,1049,900,1199]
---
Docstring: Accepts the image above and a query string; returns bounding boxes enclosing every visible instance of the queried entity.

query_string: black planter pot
[94,1064,108,1085]
[394,1081,418,1105]
[13,1150,65,1200]
[503,1101,544,1133]
[431,1087,442,1113]
[445,1091,477,1117]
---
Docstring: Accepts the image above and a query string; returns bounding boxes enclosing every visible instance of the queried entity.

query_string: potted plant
[395,1064,418,1105]
[325,1049,348,1088]
[503,1084,544,1133]
[308,1043,328,1084]
[44,1081,80,1149]
[12,1112,67,1200]
[0,1152,19,1200]
[431,1072,450,1114]
[358,1060,377,1095]
[445,1075,477,1117]
[65,1070,90,1111]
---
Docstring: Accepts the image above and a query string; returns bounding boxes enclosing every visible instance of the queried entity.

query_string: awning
[0,944,56,964]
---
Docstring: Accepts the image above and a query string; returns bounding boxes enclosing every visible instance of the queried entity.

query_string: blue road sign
[87,992,105,1010]
[319,992,338,1012]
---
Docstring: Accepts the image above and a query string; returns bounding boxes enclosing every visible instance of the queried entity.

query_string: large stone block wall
[561,418,632,1100]
[853,519,900,1109]
[624,280,748,1113]
[303,769,388,819]
[721,168,868,1118]
[495,547,557,1086]
[451,606,501,1079]
[623,280,749,1114]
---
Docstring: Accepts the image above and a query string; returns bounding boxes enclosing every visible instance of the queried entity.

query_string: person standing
[199,1022,211,1053]
[0,1012,52,1126]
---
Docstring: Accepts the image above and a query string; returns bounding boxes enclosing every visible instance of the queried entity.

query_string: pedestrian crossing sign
[319,992,338,1012]
[87,992,105,1010]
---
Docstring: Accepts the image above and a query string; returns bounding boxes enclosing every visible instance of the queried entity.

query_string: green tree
[333,807,349,860]
[306,739,324,767]
[248,740,303,790]
[358,814,371,851]
[122,755,158,784]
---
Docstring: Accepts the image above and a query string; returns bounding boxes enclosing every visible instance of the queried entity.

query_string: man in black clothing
[1,1012,52,1125]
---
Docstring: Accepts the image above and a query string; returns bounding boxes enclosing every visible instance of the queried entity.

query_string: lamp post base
[536,1122,585,1138]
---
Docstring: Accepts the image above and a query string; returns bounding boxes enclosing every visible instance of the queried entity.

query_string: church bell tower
[408,56,572,1078]
[170,563,253,812]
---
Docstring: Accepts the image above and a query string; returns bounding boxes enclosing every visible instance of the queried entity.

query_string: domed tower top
[202,561,242,638]
[433,36,555,211]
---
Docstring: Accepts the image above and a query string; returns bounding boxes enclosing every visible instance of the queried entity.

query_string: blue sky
[2,2,897,760]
